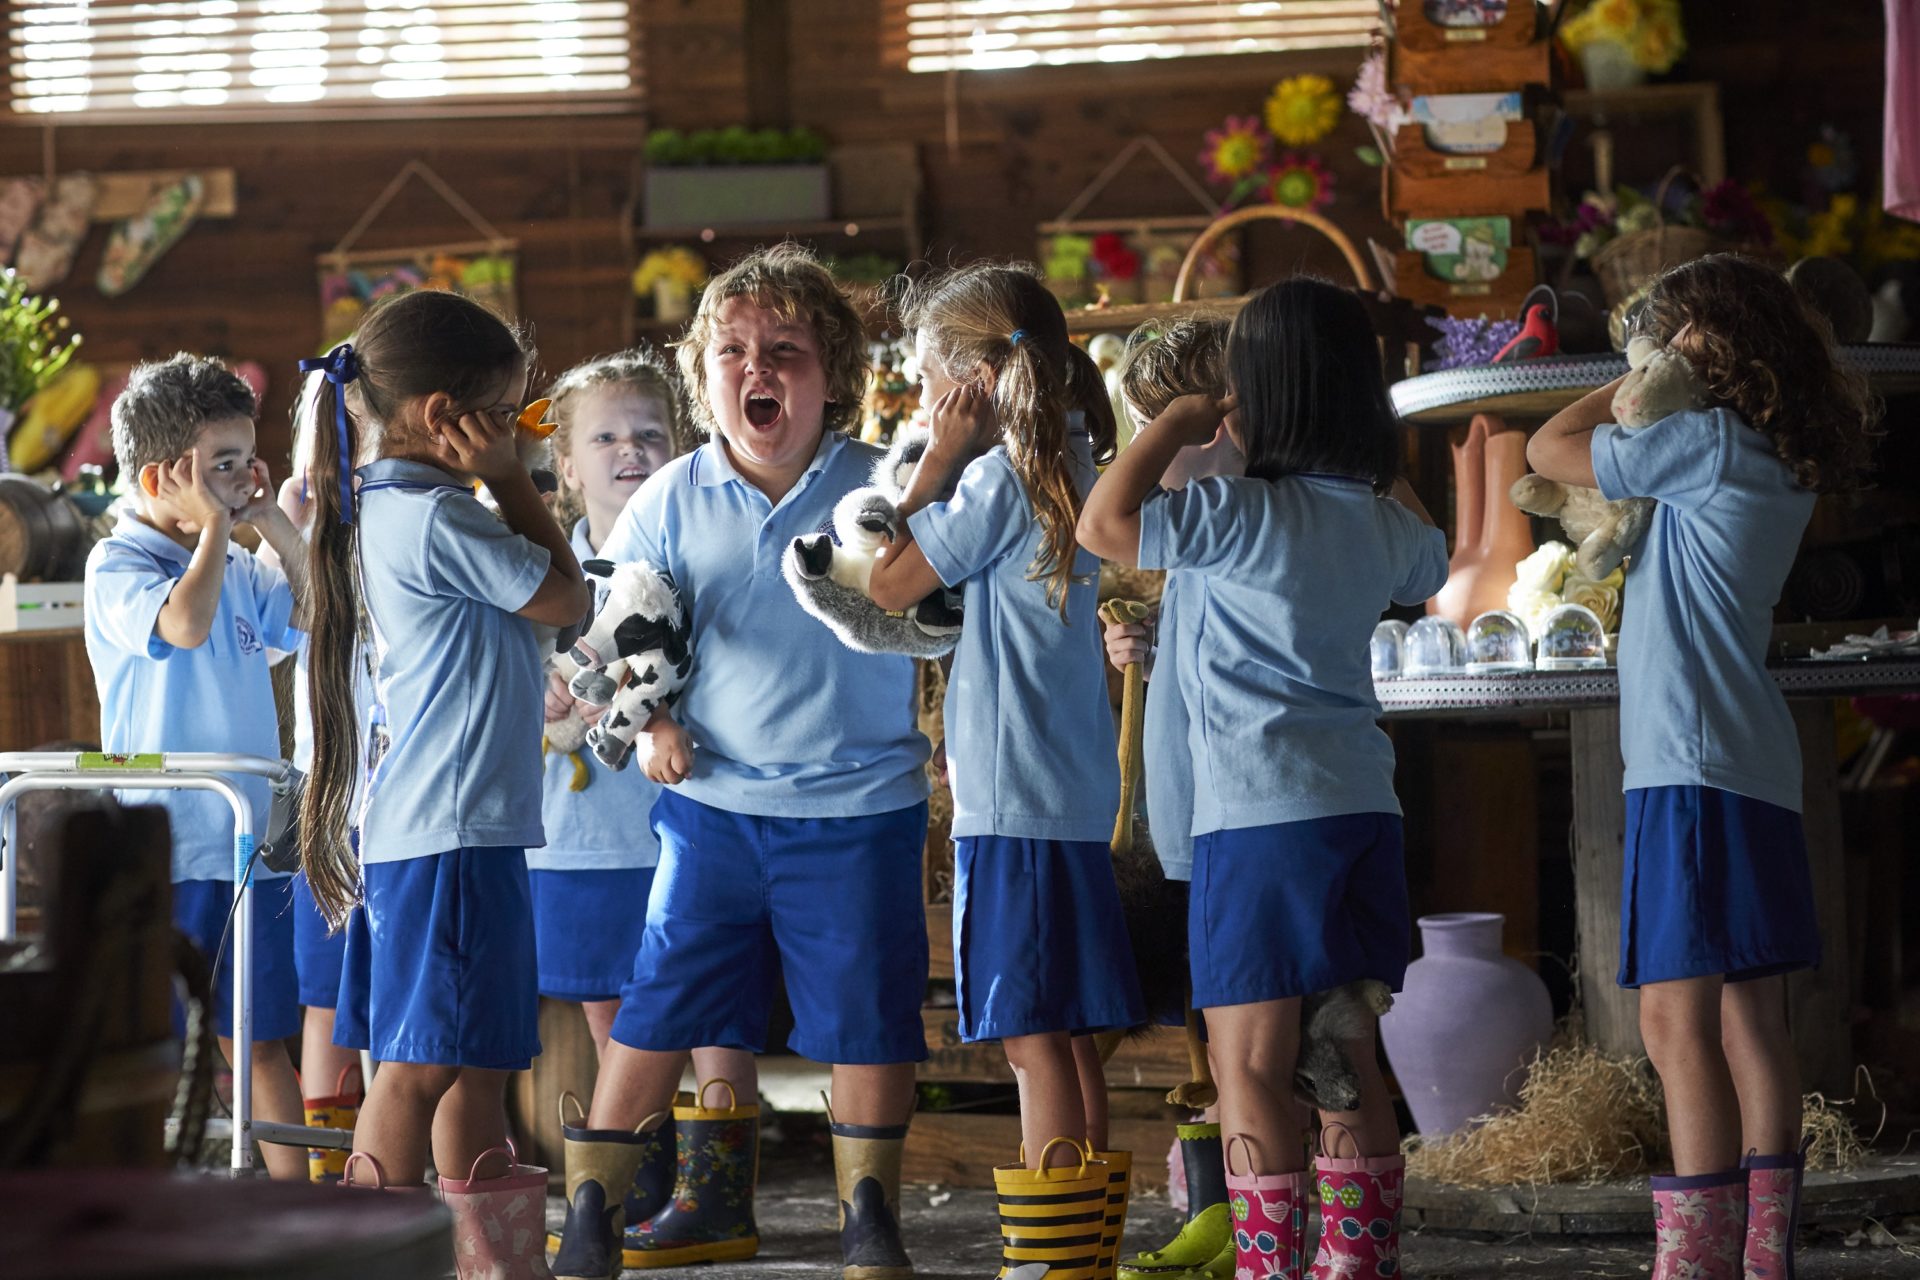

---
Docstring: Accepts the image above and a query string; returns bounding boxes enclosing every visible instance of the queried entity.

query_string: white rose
[1513,541,1575,594]
[1563,575,1622,633]
[1507,585,1562,637]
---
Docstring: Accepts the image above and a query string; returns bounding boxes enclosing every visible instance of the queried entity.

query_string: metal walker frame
[0,750,356,1172]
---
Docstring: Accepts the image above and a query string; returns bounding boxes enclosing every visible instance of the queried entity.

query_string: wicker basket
[1587,169,1722,308]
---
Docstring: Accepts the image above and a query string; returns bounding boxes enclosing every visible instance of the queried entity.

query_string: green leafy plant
[0,271,81,416]
[645,126,832,168]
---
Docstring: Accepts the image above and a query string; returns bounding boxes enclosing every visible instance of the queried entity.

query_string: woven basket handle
[1173,203,1375,301]
[1650,165,1704,248]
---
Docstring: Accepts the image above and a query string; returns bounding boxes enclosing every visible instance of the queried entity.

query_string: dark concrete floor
[545,1139,1920,1280]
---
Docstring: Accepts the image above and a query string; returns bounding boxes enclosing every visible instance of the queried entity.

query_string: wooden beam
[1569,708,1641,1059]
[1788,700,1852,1097]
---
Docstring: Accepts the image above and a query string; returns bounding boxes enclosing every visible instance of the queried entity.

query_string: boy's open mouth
[745,393,782,429]
[614,465,647,483]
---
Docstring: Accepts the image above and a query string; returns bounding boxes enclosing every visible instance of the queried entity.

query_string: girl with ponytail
[867,264,1144,1187]
[297,289,589,1268]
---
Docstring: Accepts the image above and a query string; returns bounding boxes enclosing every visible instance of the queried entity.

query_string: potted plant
[632,246,709,322]
[642,126,832,229]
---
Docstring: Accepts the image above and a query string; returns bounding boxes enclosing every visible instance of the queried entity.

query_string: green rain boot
[832,1110,914,1280]
[550,1093,675,1280]
[1119,1123,1232,1280]
[622,1080,760,1269]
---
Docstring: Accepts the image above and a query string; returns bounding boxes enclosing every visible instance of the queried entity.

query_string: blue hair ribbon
[297,344,360,524]
[1009,329,1029,346]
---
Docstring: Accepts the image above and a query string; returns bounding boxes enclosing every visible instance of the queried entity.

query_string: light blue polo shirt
[355,459,550,861]
[599,431,929,818]
[908,435,1117,842]
[531,519,663,871]
[1139,474,1448,836]
[1142,573,1194,880]
[83,506,301,883]
[1593,407,1814,812]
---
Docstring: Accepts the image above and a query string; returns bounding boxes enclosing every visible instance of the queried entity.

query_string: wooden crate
[1389,37,1550,95]
[1393,246,1538,319]
[1391,120,1537,180]
[1390,0,1537,53]
[1385,165,1550,223]
[920,1011,1190,1089]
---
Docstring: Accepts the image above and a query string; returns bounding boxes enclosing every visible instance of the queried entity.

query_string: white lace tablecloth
[1377,658,1920,717]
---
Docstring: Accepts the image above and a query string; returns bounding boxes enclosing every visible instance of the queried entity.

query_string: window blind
[8,1,639,119]
[883,1,1377,74]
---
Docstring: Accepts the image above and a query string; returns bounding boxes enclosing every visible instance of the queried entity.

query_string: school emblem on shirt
[235,617,263,655]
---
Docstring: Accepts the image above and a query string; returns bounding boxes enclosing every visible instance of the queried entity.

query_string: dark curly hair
[1641,254,1880,493]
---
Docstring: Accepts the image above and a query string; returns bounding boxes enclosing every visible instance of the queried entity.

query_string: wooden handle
[1099,598,1152,853]
[1172,202,1375,302]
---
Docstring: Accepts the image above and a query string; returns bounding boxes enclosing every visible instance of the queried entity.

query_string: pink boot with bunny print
[439,1145,553,1280]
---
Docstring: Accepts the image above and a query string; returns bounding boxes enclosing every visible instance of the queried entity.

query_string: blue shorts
[1188,814,1410,1009]
[611,789,930,1065]
[174,875,300,1044]
[333,848,541,1070]
[953,836,1146,1041]
[529,865,657,1002]
[1618,786,1821,988]
[291,873,346,1010]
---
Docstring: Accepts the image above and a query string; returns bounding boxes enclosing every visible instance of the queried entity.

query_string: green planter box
[643,165,831,229]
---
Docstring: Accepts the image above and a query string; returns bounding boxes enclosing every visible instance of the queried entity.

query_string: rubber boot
[1091,1150,1132,1280]
[341,1151,429,1192]
[995,1138,1116,1280]
[623,1080,760,1269]
[1306,1143,1403,1280]
[303,1065,361,1183]
[1225,1136,1307,1280]
[1650,1170,1747,1280]
[440,1145,553,1280]
[833,1113,914,1280]
[550,1098,673,1280]
[1119,1124,1230,1280]
[1741,1137,1811,1280]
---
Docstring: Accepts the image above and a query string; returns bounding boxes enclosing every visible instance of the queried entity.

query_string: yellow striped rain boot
[303,1065,361,1184]
[996,1139,1115,1280]
[1091,1149,1133,1280]
[622,1080,760,1269]
[549,1093,676,1280]
[1119,1123,1231,1280]
[832,1109,914,1280]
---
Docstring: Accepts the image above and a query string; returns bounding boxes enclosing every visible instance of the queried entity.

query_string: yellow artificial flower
[1265,74,1342,147]
[1594,0,1639,34]
[1632,12,1685,72]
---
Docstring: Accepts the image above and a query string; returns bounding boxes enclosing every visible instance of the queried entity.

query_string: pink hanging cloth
[1887,0,1920,221]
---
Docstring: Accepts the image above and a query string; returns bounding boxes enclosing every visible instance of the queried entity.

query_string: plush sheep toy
[565,558,693,771]
[783,427,965,658]
[1509,335,1709,581]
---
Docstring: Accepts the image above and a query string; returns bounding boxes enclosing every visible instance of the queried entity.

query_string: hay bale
[1403,1041,1665,1188]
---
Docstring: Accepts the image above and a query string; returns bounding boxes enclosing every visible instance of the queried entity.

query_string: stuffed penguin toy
[1509,335,1708,581]
[566,558,693,771]
[784,426,965,658]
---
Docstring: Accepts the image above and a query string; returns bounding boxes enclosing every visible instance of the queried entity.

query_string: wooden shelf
[633,217,911,243]
[1062,295,1247,335]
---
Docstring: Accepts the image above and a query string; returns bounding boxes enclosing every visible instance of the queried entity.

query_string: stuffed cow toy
[784,427,965,658]
[566,558,693,771]
[1509,335,1709,581]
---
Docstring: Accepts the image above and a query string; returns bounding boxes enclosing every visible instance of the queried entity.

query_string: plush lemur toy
[783,426,966,658]
[1509,335,1709,580]
[565,558,693,771]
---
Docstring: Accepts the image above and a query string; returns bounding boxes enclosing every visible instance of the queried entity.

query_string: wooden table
[1378,659,1920,1094]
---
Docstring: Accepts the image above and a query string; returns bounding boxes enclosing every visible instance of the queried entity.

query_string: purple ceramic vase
[1379,912,1554,1136]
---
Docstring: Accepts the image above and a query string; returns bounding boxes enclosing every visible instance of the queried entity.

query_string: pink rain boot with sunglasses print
[439,1145,554,1280]
[1225,1135,1308,1280]
[1649,1170,1746,1280]
[1741,1136,1811,1279]
[1308,1126,1403,1280]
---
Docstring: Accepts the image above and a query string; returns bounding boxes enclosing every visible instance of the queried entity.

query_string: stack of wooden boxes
[1382,1,1553,319]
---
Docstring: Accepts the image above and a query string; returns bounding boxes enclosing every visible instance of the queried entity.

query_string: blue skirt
[291,873,346,1010]
[175,876,300,1043]
[953,836,1146,1042]
[529,865,657,1002]
[1188,814,1409,1009]
[334,848,541,1070]
[1618,786,1821,988]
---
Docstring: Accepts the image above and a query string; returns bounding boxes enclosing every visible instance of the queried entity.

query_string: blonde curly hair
[673,243,870,439]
